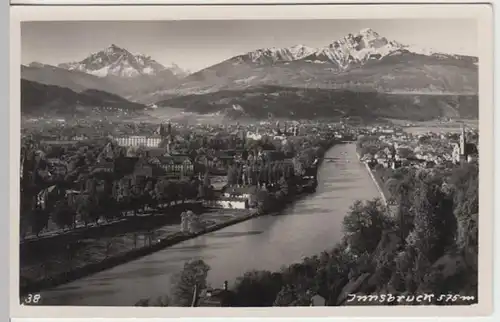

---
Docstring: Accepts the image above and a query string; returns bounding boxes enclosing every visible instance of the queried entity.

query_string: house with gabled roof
[196,282,235,307]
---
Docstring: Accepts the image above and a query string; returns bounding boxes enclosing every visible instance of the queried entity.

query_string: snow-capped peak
[105,44,122,54]
[287,44,317,59]
[358,28,379,38]
[165,62,190,77]
[399,44,455,57]
[235,44,317,65]
[299,28,476,68]
[228,28,413,67]
[301,28,408,68]
[57,44,188,78]
[27,61,48,68]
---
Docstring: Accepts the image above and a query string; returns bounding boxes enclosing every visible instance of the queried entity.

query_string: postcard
[9,2,494,318]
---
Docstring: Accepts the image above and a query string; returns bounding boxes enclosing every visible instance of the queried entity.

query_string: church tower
[460,124,466,156]
[163,122,173,155]
[275,121,281,135]
[167,122,172,136]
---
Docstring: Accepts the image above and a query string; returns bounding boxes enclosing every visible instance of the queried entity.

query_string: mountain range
[21,79,146,118]
[21,28,479,121]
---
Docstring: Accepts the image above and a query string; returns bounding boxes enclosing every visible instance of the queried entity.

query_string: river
[40,142,381,306]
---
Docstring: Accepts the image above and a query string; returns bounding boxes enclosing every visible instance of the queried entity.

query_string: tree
[177,180,191,203]
[342,199,390,255]
[170,259,211,306]
[256,190,270,214]
[292,157,305,177]
[166,180,178,205]
[397,147,414,159]
[450,164,479,248]
[409,175,456,263]
[226,165,238,186]
[85,177,97,195]
[267,163,275,184]
[203,172,211,188]
[129,183,143,215]
[373,163,385,173]
[249,166,258,186]
[154,179,167,207]
[278,176,289,198]
[31,206,50,237]
[75,194,91,226]
[143,180,155,210]
[236,165,243,186]
[258,164,268,185]
[273,285,311,306]
[52,199,75,230]
[272,163,282,182]
[135,295,172,307]
[232,270,283,306]
[197,181,206,200]
[282,141,295,157]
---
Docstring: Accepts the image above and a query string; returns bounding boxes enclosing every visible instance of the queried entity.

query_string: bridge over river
[40,142,382,306]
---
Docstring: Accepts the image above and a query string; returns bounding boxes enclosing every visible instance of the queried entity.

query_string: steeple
[155,123,167,137]
[275,120,281,135]
[460,123,466,156]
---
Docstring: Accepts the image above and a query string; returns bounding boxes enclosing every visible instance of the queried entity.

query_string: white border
[9,0,494,5]
[9,3,494,318]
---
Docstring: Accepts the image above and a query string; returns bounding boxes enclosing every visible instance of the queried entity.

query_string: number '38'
[23,294,41,304]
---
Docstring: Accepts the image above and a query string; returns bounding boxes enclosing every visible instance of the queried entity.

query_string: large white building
[113,123,172,148]
[114,135,163,148]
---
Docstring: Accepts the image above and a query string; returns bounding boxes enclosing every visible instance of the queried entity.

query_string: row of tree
[22,176,202,238]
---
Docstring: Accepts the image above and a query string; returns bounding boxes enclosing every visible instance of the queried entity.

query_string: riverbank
[364,163,388,206]
[356,152,388,205]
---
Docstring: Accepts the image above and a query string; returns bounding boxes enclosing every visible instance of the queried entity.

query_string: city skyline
[21,19,478,72]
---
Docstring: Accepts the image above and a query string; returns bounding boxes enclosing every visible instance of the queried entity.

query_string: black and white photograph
[13,4,493,314]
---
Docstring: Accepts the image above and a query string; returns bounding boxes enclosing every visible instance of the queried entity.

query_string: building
[207,185,257,209]
[246,131,263,141]
[72,134,89,141]
[310,294,327,306]
[259,150,286,162]
[148,155,194,178]
[204,197,248,209]
[452,125,479,164]
[46,158,68,177]
[113,156,139,177]
[114,135,163,148]
[113,123,172,148]
[90,161,114,176]
[196,282,235,307]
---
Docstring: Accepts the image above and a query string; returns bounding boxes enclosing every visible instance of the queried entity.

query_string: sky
[21,19,478,72]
